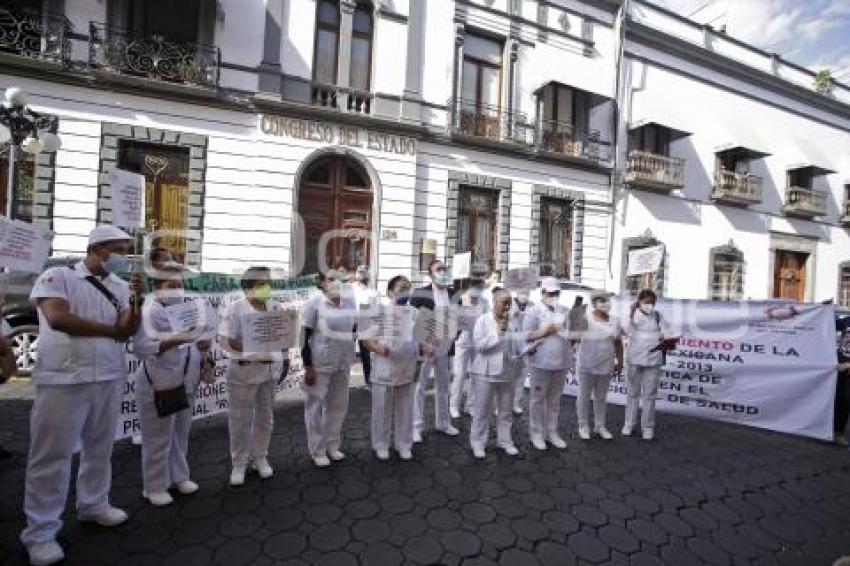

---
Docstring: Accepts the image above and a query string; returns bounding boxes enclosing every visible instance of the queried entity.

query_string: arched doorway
[298,155,373,275]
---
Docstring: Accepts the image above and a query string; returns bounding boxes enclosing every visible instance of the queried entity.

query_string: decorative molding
[707,240,745,300]
[96,123,208,268]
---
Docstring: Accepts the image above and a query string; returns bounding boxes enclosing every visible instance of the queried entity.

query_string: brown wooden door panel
[774,250,807,302]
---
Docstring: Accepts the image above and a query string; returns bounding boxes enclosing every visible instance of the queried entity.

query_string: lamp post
[0,87,61,220]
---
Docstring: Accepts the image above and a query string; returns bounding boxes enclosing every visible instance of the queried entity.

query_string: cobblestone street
[1,387,849,566]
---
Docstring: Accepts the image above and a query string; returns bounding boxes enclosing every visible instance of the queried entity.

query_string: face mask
[434,272,450,286]
[395,295,410,306]
[252,283,272,302]
[596,301,611,313]
[103,253,130,273]
[639,303,655,315]
[542,295,557,307]
[158,290,184,306]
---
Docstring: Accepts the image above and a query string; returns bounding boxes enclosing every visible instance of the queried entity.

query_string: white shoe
[531,436,547,451]
[398,448,413,460]
[621,426,633,436]
[253,458,274,479]
[595,427,614,440]
[77,506,128,527]
[144,491,174,507]
[412,430,423,443]
[472,446,486,459]
[502,444,519,456]
[229,465,247,486]
[329,450,346,461]
[578,426,591,440]
[439,425,460,436]
[175,480,199,495]
[25,540,64,566]
[376,449,390,460]
[313,455,331,467]
[642,429,654,441]
[548,435,567,449]
[450,407,461,419]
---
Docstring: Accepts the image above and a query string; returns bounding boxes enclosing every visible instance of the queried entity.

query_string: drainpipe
[606,0,630,283]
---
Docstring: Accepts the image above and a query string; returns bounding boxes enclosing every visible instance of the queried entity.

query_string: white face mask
[158,289,184,306]
[542,295,557,307]
[639,303,655,315]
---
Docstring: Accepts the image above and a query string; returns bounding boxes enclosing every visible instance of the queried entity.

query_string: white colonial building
[0,0,848,305]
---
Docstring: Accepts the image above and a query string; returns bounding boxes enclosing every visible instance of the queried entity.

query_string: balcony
[535,120,610,165]
[311,83,373,114]
[783,186,827,218]
[447,99,534,145]
[840,201,850,227]
[0,4,71,66]
[711,169,763,206]
[88,22,220,88]
[625,150,685,192]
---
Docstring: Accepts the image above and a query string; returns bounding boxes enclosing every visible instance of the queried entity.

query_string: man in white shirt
[21,225,142,566]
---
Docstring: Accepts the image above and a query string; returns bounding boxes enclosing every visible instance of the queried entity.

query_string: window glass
[314,28,338,84]
[353,6,372,33]
[350,36,371,90]
[839,265,850,308]
[465,34,502,65]
[318,0,339,25]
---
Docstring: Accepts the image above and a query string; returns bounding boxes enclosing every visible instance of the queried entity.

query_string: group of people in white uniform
[17,226,673,566]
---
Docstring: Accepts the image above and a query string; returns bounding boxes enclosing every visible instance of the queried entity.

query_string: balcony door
[298,156,373,275]
[773,250,807,302]
[108,0,215,44]
[460,33,502,139]
[538,198,573,279]
[457,187,498,274]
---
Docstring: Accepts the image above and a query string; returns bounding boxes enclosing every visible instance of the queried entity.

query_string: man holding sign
[21,226,143,566]
[220,266,292,486]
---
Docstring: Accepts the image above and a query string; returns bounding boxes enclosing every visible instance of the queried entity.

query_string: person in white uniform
[623,289,672,441]
[575,291,624,441]
[410,260,459,441]
[21,225,142,566]
[469,288,523,458]
[522,277,573,451]
[451,277,488,419]
[133,263,213,506]
[220,266,290,485]
[510,291,531,415]
[362,275,426,461]
[353,265,378,387]
[301,270,358,467]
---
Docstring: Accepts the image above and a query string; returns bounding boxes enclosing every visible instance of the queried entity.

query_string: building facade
[0,0,848,305]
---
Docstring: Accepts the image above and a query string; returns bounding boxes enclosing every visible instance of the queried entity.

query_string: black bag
[145,350,192,417]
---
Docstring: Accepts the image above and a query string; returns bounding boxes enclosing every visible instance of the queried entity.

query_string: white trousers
[413,355,451,434]
[576,370,613,430]
[513,364,528,411]
[528,367,568,441]
[451,344,475,414]
[227,380,274,467]
[470,377,515,450]
[21,380,123,546]
[624,364,661,431]
[304,368,350,459]
[139,392,193,493]
[371,381,415,452]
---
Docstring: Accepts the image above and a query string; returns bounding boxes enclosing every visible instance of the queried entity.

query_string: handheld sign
[452,252,472,280]
[502,267,538,292]
[413,306,458,348]
[242,309,299,354]
[0,216,53,273]
[109,168,146,229]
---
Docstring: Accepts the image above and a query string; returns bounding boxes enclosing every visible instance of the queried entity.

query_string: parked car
[1,257,80,376]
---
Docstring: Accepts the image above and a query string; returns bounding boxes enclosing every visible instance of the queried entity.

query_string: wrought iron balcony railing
[711,169,763,205]
[840,200,850,226]
[88,22,220,88]
[447,99,535,145]
[311,82,373,114]
[535,120,610,164]
[784,186,827,218]
[625,150,686,191]
[0,4,71,65]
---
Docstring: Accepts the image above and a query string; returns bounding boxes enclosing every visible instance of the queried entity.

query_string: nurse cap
[88,225,132,246]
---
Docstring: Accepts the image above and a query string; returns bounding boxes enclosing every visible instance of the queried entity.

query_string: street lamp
[0,87,61,220]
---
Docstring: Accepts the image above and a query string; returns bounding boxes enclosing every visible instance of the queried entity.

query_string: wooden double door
[773,250,808,302]
[298,156,373,275]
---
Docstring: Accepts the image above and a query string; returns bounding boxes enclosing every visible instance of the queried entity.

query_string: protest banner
[563,298,837,440]
[116,273,319,440]
[0,216,53,273]
[108,168,146,229]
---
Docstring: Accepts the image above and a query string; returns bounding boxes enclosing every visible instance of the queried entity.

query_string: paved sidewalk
[1,387,849,566]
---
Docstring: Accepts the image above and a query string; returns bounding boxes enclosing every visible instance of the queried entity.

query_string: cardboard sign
[0,216,53,273]
[109,168,146,229]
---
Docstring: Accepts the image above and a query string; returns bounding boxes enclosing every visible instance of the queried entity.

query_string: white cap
[540,277,560,294]
[88,225,132,246]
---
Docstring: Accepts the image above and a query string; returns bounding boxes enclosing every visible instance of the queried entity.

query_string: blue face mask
[434,271,451,286]
[395,295,410,306]
[104,253,130,273]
